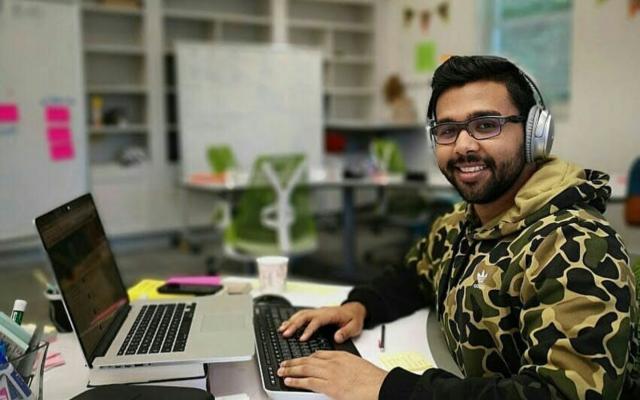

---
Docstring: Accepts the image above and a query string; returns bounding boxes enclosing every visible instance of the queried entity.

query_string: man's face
[433,80,526,204]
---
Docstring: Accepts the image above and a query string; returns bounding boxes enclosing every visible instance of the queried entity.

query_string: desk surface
[44,277,438,399]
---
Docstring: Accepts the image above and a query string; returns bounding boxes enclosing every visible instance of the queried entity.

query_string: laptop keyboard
[117,303,196,356]
[254,304,360,392]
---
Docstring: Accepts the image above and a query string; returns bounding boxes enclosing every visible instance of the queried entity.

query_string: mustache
[446,154,496,172]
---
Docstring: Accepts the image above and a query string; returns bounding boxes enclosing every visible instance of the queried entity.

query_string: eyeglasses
[428,115,525,145]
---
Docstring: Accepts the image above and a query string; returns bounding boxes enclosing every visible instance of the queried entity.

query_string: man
[277,56,639,399]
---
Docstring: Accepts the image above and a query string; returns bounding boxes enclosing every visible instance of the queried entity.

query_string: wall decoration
[403,7,414,28]
[437,2,450,22]
[416,41,437,72]
[420,10,432,33]
[630,0,640,17]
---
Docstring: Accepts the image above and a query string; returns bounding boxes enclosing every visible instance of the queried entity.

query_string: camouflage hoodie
[347,158,638,400]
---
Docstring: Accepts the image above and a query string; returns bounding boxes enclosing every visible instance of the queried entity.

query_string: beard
[440,150,526,204]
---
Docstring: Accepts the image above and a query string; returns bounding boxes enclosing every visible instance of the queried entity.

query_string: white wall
[379,0,640,252]
[554,0,640,176]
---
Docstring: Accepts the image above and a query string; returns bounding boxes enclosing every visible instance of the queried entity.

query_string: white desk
[44,277,450,399]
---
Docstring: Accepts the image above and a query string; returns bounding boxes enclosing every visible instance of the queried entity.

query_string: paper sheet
[379,352,433,373]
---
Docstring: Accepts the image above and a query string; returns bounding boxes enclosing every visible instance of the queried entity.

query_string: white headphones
[426,60,554,163]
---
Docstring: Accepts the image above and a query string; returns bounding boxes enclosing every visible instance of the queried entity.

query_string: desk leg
[179,186,193,251]
[342,186,357,273]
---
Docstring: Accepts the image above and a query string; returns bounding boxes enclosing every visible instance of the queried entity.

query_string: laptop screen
[35,194,129,364]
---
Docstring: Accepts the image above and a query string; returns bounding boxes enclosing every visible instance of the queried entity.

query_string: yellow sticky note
[127,279,190,301]
[379,352,433,373]
[285,281,340,295]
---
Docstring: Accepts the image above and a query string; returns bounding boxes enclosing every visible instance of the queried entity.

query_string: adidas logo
[476,270,488,284]
[473,270,488,289]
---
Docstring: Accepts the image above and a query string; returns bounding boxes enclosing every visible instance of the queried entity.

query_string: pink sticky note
[166,275,222,286]
[50,142,75,161]
[47,127,72,142]
[0,103,19,123]
[45,105,70,123]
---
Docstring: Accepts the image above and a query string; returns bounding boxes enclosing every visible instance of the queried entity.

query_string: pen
[378,324,385,352]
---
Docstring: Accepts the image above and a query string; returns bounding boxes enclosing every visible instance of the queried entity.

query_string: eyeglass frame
[426,115,525,145]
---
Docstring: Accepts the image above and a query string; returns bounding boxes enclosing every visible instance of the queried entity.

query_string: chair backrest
[370,138,405,174]
[207,145,236,173]
[226,153,316,255]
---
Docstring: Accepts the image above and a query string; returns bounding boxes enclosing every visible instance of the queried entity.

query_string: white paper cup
[257,256,289,293]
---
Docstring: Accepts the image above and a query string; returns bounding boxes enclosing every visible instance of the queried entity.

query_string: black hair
[427,55,538,121]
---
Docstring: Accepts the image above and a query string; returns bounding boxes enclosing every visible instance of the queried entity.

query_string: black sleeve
[379,368,564,400]
[344,237,435,328]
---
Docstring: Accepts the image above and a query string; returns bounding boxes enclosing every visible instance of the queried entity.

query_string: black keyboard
[254,304,360,392]
[117,302,196,356]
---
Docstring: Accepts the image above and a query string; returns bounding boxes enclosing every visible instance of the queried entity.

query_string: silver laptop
[35,193,254,369]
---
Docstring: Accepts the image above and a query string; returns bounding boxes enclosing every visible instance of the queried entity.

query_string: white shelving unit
[288,0,376,124]
[73,0,379,236]
[82,0,149,177]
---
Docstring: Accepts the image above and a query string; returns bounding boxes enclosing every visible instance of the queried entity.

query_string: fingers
[334,319,361,343]
[277,360,325,379]
[279,309,337,340]
[279,310,312,337]
[300,319,322,341]
[282,376,327,393]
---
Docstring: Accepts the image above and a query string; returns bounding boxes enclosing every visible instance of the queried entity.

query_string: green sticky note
[416,41,437,72]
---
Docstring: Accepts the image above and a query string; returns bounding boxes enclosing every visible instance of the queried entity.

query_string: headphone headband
[425,56,553,162]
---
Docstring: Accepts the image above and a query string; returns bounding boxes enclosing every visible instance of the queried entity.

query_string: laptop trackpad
[200,313,246,332]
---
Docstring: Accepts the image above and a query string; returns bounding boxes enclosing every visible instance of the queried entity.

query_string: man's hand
[278,351,388,400]
[278,302,367,342]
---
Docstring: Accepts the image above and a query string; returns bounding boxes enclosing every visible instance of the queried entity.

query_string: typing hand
[278,302,367,342]
[278,350,387,400]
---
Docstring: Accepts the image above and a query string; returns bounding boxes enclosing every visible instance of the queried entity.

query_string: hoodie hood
[470,157,612,240]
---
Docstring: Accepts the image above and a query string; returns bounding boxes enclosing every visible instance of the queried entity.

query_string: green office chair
[223,153,317,259]
[370,138,405,175]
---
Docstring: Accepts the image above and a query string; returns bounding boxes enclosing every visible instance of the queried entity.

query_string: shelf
[289,18,372,33]
[82,3,144,17]
[89,125,148,135]
[87,85,147,95]
[91,162,150,182]
[163,9,271,26]
[324,86,375,96]
[84,43,145,55]
[294,0,375,5]
[325,117,373,126]
[326,55,373,65]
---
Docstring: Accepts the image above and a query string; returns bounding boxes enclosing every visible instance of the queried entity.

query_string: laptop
[35,193,255,369]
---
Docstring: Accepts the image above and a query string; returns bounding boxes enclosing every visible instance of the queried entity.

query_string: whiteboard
[176,43,323,180]
[0,0,87,241]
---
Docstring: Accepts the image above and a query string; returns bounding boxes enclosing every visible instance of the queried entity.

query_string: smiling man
[278,56,639,400]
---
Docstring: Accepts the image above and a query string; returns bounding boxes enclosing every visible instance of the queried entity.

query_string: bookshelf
[288,0,376,124]
[74,0,379,235]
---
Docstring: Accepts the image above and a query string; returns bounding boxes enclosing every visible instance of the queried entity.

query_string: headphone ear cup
[525,106,541,163]
[426,125,436,152]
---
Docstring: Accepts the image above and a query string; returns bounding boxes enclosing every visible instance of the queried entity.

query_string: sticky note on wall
[45,106,70,123]
[415,41,437,72]
[47,127,72,142]
[50,142,75,161]
[0,103,19,123]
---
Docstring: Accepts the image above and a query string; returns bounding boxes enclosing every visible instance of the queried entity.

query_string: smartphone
[157,282,223,296]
